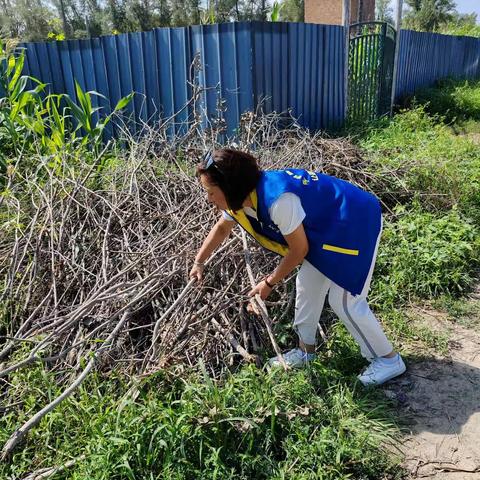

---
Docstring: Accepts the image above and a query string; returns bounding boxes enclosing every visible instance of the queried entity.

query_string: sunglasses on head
[204,151,223,175]
[204,151,214,168]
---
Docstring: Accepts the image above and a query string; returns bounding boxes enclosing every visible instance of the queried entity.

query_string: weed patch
[0,361,401,480]
[410,78,480,123]
[358,107,480,221]
[432,294,480,329]
[373,207,480,307]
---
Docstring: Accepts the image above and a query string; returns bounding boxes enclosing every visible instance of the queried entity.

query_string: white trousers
[293,222,393,360]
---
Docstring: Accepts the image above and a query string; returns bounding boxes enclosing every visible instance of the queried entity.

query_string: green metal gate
[348,22,396,122]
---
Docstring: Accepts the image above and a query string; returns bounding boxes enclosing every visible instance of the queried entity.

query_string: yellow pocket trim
[322,244,359,256]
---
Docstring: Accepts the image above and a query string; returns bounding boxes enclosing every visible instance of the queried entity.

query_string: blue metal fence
[19,22,346,136]
[12,23,480,134]
[395,29,480,99]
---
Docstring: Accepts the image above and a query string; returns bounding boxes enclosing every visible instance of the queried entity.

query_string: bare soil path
[383,286,480,479]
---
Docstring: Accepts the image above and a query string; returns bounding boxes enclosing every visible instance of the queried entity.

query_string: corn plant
[0,42,133,165]
[65,80,133,155]
[0,43,47,157]
[270,2,282,21]
[200,5,217,25]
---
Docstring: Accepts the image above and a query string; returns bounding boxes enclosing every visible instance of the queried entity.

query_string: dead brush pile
[0,111,400,456]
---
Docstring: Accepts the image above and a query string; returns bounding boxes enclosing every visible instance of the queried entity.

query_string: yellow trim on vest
[227,191,290,257]
[322,244,359,256]
[250,189,258,210]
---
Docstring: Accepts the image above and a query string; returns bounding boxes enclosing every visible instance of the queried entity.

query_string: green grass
[411,78,480,124]
[350,81,480,354]
[0,334,402,480]
[432,295,480,329]
[372,206,480,308]
[3,74,480,480]
[378,309,449,356]
[357,106,480,223]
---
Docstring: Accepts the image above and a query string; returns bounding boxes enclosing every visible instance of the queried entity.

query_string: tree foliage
[403,1,480,37]
[375,0,394,25]
[438,12,480,37]
[279,0,304,22]
[0,0,290,42]
[403,0,457,32]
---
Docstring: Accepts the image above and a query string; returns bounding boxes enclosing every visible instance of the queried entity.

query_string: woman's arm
[248,223,309,301]
[189,217,235,281]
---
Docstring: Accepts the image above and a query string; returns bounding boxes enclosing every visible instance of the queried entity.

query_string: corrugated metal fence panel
[252,22,345,131]
[171,28,191,136]
[18,22,347,136]
[395,29,480,99]
[218,23,244,134]
[199,24,222,127]
[233,24,255,122]
[253,22,284,116]
[188,22,255,135]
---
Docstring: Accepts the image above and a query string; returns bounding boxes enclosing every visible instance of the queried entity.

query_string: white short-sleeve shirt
[222,192,306,236]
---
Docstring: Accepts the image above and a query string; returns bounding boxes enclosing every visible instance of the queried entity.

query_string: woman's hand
[189,262,205,282]
[189,218,234,284]
[247,280,272,315]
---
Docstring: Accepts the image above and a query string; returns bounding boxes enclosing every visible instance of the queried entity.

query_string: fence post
[390,0,403,115]
[343,0,350,123]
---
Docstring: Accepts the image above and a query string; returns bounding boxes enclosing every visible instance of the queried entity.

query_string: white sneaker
[268,348,316,368]
[357,354,406,386]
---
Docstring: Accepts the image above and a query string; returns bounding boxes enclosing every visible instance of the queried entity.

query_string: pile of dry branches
[0,109,397,457]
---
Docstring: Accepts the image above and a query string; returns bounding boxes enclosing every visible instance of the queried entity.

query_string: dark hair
[197,149,262,211]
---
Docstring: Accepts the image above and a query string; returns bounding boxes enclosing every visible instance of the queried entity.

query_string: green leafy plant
[0,42,133,165]
[410,78,480,123]
[0,43,47,156]
[200,4,217,25]
[270,2,283,22]
[358,105,480,223]
[66,80,133,154]
[47,32,66,41]
[0,362,400,480]
[373,206,480,306]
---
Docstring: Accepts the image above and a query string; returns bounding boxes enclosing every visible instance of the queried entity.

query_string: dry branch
[20,455,86,480]
[0,105,401,457]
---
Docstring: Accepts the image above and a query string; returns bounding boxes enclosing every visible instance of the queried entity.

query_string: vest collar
[226,190,289,256]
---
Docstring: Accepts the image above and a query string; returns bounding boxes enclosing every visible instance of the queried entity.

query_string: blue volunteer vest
[226,169,382,295]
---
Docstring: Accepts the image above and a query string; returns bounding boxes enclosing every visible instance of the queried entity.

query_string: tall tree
[0,0,20,38]
[54,0,71,36]
[129,0,155,31]
[187,0,201,24]
[170,0,190,26]
[279,0,304,22]
[403,0,457,31]
[234,0,268,21]
[107,0,133,32]
[438,11,480,37]
[2,0,53,41]
[375,0,394,24]
[154,0,171,26]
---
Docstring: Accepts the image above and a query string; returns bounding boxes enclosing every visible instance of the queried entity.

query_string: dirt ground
[383,286,480,479]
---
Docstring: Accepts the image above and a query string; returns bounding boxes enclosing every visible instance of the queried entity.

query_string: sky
[454,0,480,20]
